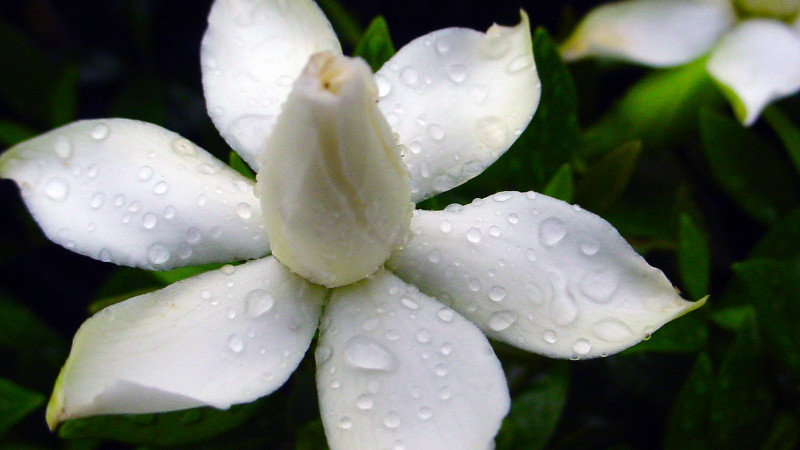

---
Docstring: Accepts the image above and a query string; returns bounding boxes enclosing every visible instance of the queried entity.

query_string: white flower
[561,0,800,125]
[0,0,703,448]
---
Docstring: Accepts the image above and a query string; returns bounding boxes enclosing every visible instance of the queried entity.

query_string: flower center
[733,0,800,22]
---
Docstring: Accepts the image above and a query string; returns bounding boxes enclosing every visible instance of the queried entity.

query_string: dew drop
[475,116,508,149]
[401,297,419,310]
[339,416,352,429]
[236,202,253,219]
[244,289,275,318]
[400,66,418,85]
[383,411,401,429]
[344,336,396,371]
[488,286,507,302]
[142,213,157,229]
[54,136,72,158]
[221,264,236,275]
[592,318,634,343]
[542,329,558,344]
[438,386,452,400]
[375,73,392,98]
[171,138,197,156]
[415,328,431,344]
[227,334,244,353]
[507,213,519,224]
[409,141,422,154]
[488,310,518,331]
[488,226,501,237]
[435,363,449,377]
[446,64,466,83]
[113,194,126,207]
[580,239,600,256]
[138,166,153,181]
[153,181,169,195]
[539,217,566,246]
[187,227,202,244]
[437,307,455,323]
[315,345,332,364]
[466,227,482,243]
[90,192,105,209]
[196,163,217,175]
[579,270,618,303]
[572,338,591,356]
[439,220,452,234]
[178,243,192,259]
[435,38,450,54]
[427,124,445,140]
[226,308,237,319]
[98,248,112,262]
[427,249,442,264]
[507,55,533,73]
[440,342,453,355]
[524,248,537,262]
[44,178,69,201]
[356,394,374,410]
[87,164,99,178]
[418,406,433,420]
[146,243,170,265]
[90,123,109,140]
[164,206,176,219]
[468,278,481,292]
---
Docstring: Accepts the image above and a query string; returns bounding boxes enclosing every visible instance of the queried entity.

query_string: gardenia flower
[0,0,703,448]
[561,0,800,125]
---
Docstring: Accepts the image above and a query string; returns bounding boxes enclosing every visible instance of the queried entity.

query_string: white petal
[201,0,342,169]
[560,0,734,67]
[0,119,270,269]
[256,53,413,288]
[376,12,541,202]
[707,19,800,125]
[316,270,509,450]
[46,257,326,428]
[389,192,703,359]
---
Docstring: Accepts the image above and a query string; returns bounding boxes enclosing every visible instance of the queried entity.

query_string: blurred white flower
[561,0,800,125]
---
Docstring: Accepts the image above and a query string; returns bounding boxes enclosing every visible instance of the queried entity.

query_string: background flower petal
[707,19,800,125]
[316,270,509,450]
[46,257,326,428]
[0,119,270,270]
[375,12,540,202]
[389,192,703,359]
[561,0,734,67]
[201,0,342,169]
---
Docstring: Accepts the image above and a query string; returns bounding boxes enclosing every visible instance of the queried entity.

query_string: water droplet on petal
[171,138,197,156]
[344,336,396,371]
[580,270,618,303]
[400,66,418,85]
[488,310,518,331]
[418,406,433,420]
[446,64,466,83]
[488,286,507,302]
[427,124,445,140]
[98,248,112,262]
[439,220,452,233]
[466,227,482,243]
[427,249,442,264]
[44,178,69,201]
[542,329,558,344]
[90,123,109,140]
[138,166,153,181]
[90,192,105,209]
[435,38,450,54]
[375,73,392,98]
[435,363,449,376]
[141,213,157,229]
[383,411,401,429]
[146,243,170,265]
[580,239,600,256]
[592,318,634,342]
[227,334,244,353]
[54,136,72,158]
[437,307,455,323]
[236,202,253,219]
[415,328,431,343]
[315,345,332,364]
[507,55,533,73]
[187,227,201,244]
[339,416,352,429]
[244,289,275,318]
[572,338,591,355]
[153,181,168,195]
[539,217,566,246]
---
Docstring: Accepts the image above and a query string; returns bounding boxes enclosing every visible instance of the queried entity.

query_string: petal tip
[45,368,68,431]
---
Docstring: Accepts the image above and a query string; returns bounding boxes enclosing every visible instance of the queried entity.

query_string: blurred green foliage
[1,0,800,449]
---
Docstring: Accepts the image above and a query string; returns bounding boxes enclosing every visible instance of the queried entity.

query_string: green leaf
[513,28,580,189]
[575,140,641,212]
[50,65,80,127]
[316,0,362,47]
[542,164,574,202]
[583,57,716,156]
[0,120,37,146]
[710,315,773,448]
[622,311,707,354]
[295,419,329,450]
[734,258,800,373]
[496,362,569,450]
[0,378,45,437]
[353,16,395,72]
[761,411,800,450]
[0,296,68,391]
[763,106,800,176]
[700,107,798,224]
[110,74,167,125]
[710,305,756,332]
[678,213,710,299]
[751,208,800,259]
[664,353,712,450]
[229,151,256,180]
[59,402,263,446]
[150,262,228,285]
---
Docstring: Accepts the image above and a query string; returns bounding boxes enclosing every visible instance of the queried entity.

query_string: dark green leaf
[110,74,167,125]
[0,295,68,390]
[710,315,773,448]
[353,16,395,72]
[761,411,800,450]
[763,106,800,176]
[710,305,756,332]
[59,402,262,446]
[664,353,712,450]
[622,310,707,354]
[752,207,800,259]
[150,262,227,285]
[50,65,80,127]
[0,120,37,146]
[734,258,800,373]
[316,0,362,47]
[496,362,569,450]
[295,419,329,450]
[513,27,580,189]
[583,58,716,156]
[229,151,256,180]
[700,107,798,224]
[678,213,710,299]
[542,164,574,202]
[0,377,45,437]
[575,140,640,212]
